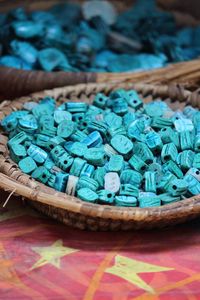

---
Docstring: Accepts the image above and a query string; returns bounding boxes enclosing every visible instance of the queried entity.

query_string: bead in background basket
[32,166,51,184]
[104,172,120,193]
[162,160,183,179]
[38,48,71,72]
[97,190,114,205]
[27,144,48,164]
[111,134,133,155]
[10,40,38,65]
[12,20,44,39]
[77,188,98,202]
[179,131,194,151]
[53,173,69,192]
[177,150,195,171]
[69,157,86,177]
[119,184,139,197]
[115,196,137,207]
[77,176,99,191]
[168,179,188,196]
[18,156,37,174]
[0,55,33,70]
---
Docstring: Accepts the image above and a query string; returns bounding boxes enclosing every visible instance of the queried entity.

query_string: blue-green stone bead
[78,176,99,191]
[120,169,142,187]
[84,148,106,166]
[180,130,194,151]
[32,103,54,119]
[18,156,37,174]
[157,172,177,193]
[129,155,147,173]
[111,134,133,155]
[127,119,144,140]
[159,193,181,205]
[108,155,124,173]
[56,153,74,172]
[50,145,66,161]
[34,134,50,148]
[71,130,87,142]
[151,117,173,129]
[80,163,95,178]
[144,101,168,117]
[125,90,143,109]
[163,160,183,179]
[133,142,154,164]
[119,184,139,197]
[12,20,44,38]
[168,179,188,196]
[112,98,128,116]
[57,120,76,139]
[145,132,163,152]
[48,174,56,188]
[139,195,160,208]
[63,141,73,152]
[194,135,200,152]
[69,157,86,177]
[18,114,38,133]
[87,121,108,137]
[54,110,72,124]
[82,131,103,148]
[77,188,98,202]
[27,144,47,164]
[46,136,65,151]
[23,102,38,111]
[92,167,106,188]
[31,166,51,184]
[144,171,156,193]
[44,157,55,171]
[123,112,136,128]
[65,102,88,113]
[104,112,122,129]
[39,115,54,129]
[40,125,57,137]
[97,190,114,204]
[183,106,197,119]
[1,111,28,132]
[186,168,200,182]
[8,131,29,146]
[193,153,200,169]
[108,126,126,138]
[159,127,178,145]
[69,142,87,157]
[54,173,68,192]
[93,93,108,108]
[104,144,118,157]
[174,119,194,132]
[161,143,178,163]
[184,174,200,195]
[115,196,137,207]
[177,150,195,171]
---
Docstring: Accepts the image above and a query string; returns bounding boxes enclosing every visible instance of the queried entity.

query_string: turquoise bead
[119,184,139,197]
[34,134,50,148]
[125,90,143,109]
[108,155,124,173]
[8,131,29,146]
[151,117,173,129]
[163,160,183,179]
[1,111,28,132]
[77,188,98,203]
[27,144,47,164]
[123,112,136,128]
[97,190,114,204]
[144,171,156,193]
[71,130,87,142]
[129,155,147,173]
[82,131,103,147]
[186,168,200,182]
[139,195,161,208]
[180,130,194,151]
[108,126,126,138]
[69,142,88,157]
[127,119,144,141]
[18,114,38,133]
[84,148,106,166]
[57,120,76,139]
[93,93,108,108]
[133,142,154,164]
[44,157,55,171]
[184,174,200,195]
[174,119,194,132]
[115,196,137,207]
[177,150,195,170]
[77,176,99,191]
[54,110,72,124]
[80,163,95,177]
[50,145,66,161]
[161,143,178,163]
[111,135,133,155]
[54,173,69,192]
[144,101,169,117]
[9,143,26,163]
[159,127,180,149]
[31,166,51,184]
[47,136,65,151]
[168,179,188,196]
[87,121,108,137]
[48,174,56,188]
[194,135,200,152]
[56,153,74,172]
[120,169,142,187]
[159,193,181,205]
[92,167,106,188]
[112,98,128,116]
[104,112,122,129]
[69,157,86,177]
[104,144,118,157]
[65,102,88,113]
[193,153,200,169]
[157,172,177,193]
[145,132,163,152]
[19,156,37,174]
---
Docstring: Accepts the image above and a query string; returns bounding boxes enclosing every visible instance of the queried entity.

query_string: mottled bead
[129,155,147,173]
[133,142,154,164]
[194,135,200,152]
[93,93,108,108]
[18,156,37,174]
[87,121,108,137]
[168,179,188,196]
[50,145,66,161]
[180,130,194,151]
[69,157,86,177]
[27,144,47,164]
[77,188,98,202]
[115,196,137,207]
[111,135,133,155]
[66,175,79,196]
[159,193,180,205]
[34,134,50,148]
[193,153,200,169]
[161,143,178,163]
[92,167,106,188]
[104,172,120,193]
[65,102,88,113]
[163,160,183,179]
[104,112,122,129]
[71,130,87,142]
[104,144,118,157]
[97,190,114,204]
[157,172,177,193]
[112,98,128,115]
[69,142,88,157]
[54,173,69,192]
[139,195,160,208]
[177,150,195,170]
[151,117,173,129]
[57,120,76,139]
[8,131,29,146]
[127,119,144,141]
[78,176,99,191]
[54,110,72,124]
[119,184,139,197]
[120,169,142,187]
[84,148,106,166]
[12,21,44,38]
[46,136,65,151]
[32,166,51,184]
[108,126,126,138]
[145,132,163,152]
[125,90,143,109]
[144,171,156,193]
[174,119,194,132]
[38,48,70,71]
[184,174,200,195]
[144,101,169,117]
[80,163,95,178]
[108,155,124,173]
[82,131,103,148]
[159,127,179,147]
[186,168,200,182]
[1,111,28,132]
[56,153,74,172]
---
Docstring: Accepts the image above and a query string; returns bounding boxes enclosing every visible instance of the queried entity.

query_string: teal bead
[84,148,106,166]
[48,174,56,188]
[184,174,200,195]
[18,114,38,133]
[34,134,50,148]
[44,157,55,171]
[151,117,173,129]
[174,119,194,132]
[57,120,76,139]
[183,106,197,119]
[1,111,29,132]
[193,153,200,169]
[18,156,37,174]
[111,135,133,155]
[40,125,57,137]
[125,90,143,109]
[97,190,114,204]
[119,184,139,197]
[82,131,103,148]
[77,188,98,202]
[31,166,51,184]
[27,144,47,164]
[32,102,54,118]
[9,143,26,163]
[8,131,29,146]
[144,171,156,193]
[159,193,181,205]
[157,172,177,193]
[144,100,169,117]
[186,168,200,182]
[63,141,73,152]
[163,160,183,179]
[65,102,88,113]
[108,155,124,173]
[77,176,99,191]
[180,130,194,151]
[87,121,108,137]
[123,112,136,128]
[46,136,65,151]
[104,112,122,129]
[54,173,69,192]
[72,113,86,127]
[23,101,38,111]
[50,145,66,161]
[112,98,128,116]
[159,127,179,146]
[127,119,144,141]
[168,179,188,196]
[129,155,147,173]
[104,144,118,157]
[177,150,195,171]
[71,130,87,142]
[66,175,79,196]
[133,142,154,164]
[92,167,106,188]
[69,142,88,157]
[108,126,126,138]
[80,163,95,177]
[55,153,74,172]
[54,110,72,124]
[139,195,160,208]
[69,157,86,177]
[194,135,200,152]
[145,132,163,152]
[39,114,54,127]
[120,169,142,187]
[115,196,137,207]
[93,93,108,108]
[161,143,178,163]
[104,172,120,193]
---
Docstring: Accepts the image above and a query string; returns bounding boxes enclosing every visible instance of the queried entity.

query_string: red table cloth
[0,191,200,300]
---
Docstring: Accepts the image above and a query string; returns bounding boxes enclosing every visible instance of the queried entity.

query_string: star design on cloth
[106,255,174,294]
[30,239,78,270]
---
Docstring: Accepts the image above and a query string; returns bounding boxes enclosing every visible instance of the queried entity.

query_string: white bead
[66,175,79,196]
[104,172,120,193]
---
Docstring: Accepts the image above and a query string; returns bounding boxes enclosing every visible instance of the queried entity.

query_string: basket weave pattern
[1,82,200,230]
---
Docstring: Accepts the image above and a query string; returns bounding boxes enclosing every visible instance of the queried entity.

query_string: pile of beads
[0,0,200,72]
[2,89,200,207]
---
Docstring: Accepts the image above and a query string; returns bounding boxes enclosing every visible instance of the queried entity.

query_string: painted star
[31,239,78,270]
[106,255,174,293]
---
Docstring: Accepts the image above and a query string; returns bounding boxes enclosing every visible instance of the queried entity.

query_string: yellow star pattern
[30,239,78,270]
[106,255,174,294]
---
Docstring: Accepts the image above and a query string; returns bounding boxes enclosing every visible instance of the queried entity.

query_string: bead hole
[42,174,46,179]
[172,185,177,190]
[107,193,112,198]
[141,166,146,171]
[164,155,170,161]
[64,160,68,164]
[133,100,137,104]
[196,171,200,175]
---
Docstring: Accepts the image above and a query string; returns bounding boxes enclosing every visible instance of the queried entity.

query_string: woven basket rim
[1,81,200,223]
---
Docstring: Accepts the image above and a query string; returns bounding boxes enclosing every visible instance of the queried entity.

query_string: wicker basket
[0,82,200,231]
[1,0,200,98]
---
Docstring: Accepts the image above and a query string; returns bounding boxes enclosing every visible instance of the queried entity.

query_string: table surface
[0,191,200,300]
